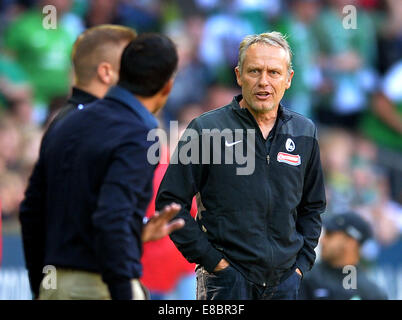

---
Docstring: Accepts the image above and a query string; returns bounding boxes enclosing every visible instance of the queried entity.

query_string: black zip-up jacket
[156,95,326,287]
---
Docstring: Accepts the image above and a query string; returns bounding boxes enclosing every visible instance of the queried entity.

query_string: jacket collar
[105,85,158,130]
[68,87,98,108]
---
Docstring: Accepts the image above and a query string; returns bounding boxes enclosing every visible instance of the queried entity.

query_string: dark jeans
[196,265,302,300]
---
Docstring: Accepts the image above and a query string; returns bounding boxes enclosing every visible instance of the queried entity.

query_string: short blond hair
[72,25,137,86]
[237,31,293,75]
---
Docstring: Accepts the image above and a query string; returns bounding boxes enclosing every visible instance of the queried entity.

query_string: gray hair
[237,31,293,76]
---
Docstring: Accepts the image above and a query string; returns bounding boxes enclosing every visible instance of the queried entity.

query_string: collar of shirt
[105,85,159,130]
[231,94,290,141]
[232,94,288,122]
[68,87,99,107]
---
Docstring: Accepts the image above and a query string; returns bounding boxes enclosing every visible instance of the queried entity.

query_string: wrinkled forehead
[242,43,289,69]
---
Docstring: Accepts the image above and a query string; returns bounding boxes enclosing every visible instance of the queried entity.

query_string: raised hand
[141,203,184,242]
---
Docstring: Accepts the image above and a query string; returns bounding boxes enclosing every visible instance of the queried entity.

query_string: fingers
[156,202,182,223]
[166,218,185,234]
[141,204,185,242]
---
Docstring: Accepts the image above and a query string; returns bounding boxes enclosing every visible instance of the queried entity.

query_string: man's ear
[97,62,115,85]
[235,66,242,87]
[161,78,174,97]
[286,70,294,89]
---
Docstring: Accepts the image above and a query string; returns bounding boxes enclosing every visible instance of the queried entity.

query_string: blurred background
[0,0,401,299]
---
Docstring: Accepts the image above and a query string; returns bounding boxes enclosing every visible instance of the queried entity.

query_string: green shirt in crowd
[4,10,74,107]
[360,61,402,152]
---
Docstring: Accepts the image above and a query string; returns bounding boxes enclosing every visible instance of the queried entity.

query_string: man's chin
[250,102,276,114]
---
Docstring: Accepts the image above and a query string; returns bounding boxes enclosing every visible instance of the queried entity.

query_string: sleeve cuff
[28,269,44,299]
[107,281,133,300]
[200,247,224,273]
[296,254,312,278]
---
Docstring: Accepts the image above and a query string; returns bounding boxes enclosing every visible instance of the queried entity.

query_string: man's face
[153,78,175,115]
[235,43,293,114]
[320,231,349,264]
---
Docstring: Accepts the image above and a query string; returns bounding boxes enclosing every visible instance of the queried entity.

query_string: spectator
[275,0,323,118]
[17,126,43,181]
[376,0,402,75]
[3,0,76,123]
[319,127,356,215]
[314,0,377,130]
[360,60,402,205]
[0,115,22,173]
[0,40,34,126]
[0,170,25,218]
[203,84,240,113]
[233,0,273,35]
[299,212,388,300]
[0,74,33,126]
[85,0,121,28]
[353,161,402,247]
[118,0,161,33]
[161,27,211,127]
[197,1,254,86]
[0,115,43,223]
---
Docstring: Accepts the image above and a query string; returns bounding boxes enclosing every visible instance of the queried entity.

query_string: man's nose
[259,71,270,87]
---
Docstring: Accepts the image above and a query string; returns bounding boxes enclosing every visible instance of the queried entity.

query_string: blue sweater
[20,86,158,299]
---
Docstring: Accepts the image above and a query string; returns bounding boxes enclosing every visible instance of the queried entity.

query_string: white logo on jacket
[285,138,295,152]
[225,139,242,147]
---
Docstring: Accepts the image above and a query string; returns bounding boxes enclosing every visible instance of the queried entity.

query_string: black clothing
[19,86,158,299]
[51,87,98,127]
[156,95,326,288]
[68,87,98,107]
[299,261,388,300]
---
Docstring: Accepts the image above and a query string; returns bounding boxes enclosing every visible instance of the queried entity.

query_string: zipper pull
[266,155,270,165]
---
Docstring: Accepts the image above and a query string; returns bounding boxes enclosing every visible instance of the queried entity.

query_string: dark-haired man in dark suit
[19,33,181,300]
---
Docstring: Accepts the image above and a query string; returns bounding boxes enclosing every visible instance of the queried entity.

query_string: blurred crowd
[0,0,401,297]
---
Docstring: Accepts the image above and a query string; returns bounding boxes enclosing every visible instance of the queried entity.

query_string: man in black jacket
[299,212,388,300]
[19,33,181,300]
[156,31,326,300]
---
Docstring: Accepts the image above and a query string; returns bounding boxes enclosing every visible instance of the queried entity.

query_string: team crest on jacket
[277,152,301,166]
[285,138,295,152]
